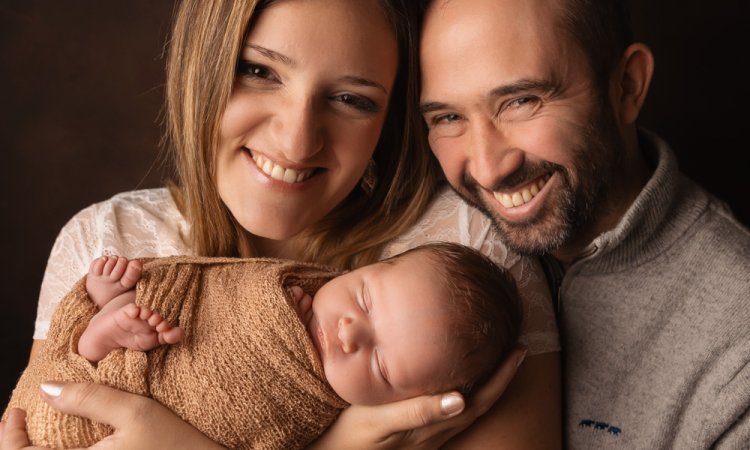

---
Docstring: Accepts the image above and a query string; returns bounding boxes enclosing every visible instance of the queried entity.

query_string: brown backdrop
[2,1,749,406]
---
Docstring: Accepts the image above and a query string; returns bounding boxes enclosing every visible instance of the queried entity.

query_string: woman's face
[216,0,398,247]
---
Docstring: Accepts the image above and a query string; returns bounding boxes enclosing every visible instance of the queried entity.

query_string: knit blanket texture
[4,256,348,449]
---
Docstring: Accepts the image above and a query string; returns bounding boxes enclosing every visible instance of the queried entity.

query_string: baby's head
[306,241,522,405]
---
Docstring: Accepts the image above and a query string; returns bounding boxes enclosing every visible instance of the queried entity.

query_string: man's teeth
[493,176,549,208]
[253,154,313,183]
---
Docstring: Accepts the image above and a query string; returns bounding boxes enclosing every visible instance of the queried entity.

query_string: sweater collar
[570,128,708,273]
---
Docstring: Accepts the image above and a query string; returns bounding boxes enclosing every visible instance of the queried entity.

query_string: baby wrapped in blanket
[4,242,522,450]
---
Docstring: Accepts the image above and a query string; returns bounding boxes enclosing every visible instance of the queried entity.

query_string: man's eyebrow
[245,44,294,67]
[487,79,559,100]
[420,101,450,115]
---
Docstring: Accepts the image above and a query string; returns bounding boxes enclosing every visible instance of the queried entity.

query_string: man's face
[420,0,623,255]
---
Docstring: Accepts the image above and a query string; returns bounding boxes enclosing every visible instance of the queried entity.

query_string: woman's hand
[308,348,527,450]
[0,382,224,450]
[0,409,36,450]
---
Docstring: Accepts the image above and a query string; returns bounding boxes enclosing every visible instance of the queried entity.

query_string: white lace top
[35,185,559,355]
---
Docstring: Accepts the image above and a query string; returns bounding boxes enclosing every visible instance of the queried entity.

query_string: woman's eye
[332,93,379,113]
[236,60,278,83]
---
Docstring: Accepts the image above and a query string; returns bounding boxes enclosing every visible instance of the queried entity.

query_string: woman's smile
[245,147,318,184]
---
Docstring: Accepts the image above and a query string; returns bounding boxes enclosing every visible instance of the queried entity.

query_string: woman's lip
[241,148,320,190]
[244,147,319,181]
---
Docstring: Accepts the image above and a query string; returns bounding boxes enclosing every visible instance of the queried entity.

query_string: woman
[1,0,560,448]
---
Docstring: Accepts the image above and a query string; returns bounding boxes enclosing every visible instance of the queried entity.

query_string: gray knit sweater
[555,130,750,449]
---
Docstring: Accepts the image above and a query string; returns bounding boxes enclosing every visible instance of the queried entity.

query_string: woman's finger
[39,381,148,428]
[374,394,469,448]
[0,408,44,450]
[366,391,465,438]
[38,381,223,450]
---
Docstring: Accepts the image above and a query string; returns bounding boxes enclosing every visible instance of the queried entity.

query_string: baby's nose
[338,317,366,354]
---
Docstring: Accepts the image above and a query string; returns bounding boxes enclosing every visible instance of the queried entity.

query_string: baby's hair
[386,242,523,395]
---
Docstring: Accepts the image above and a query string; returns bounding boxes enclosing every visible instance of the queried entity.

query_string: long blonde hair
[165,0,439,269]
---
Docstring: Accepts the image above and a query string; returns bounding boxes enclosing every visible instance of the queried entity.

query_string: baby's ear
[611,42,655,124]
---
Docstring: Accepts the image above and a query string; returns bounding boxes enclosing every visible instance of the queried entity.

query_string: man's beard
[457,102,624,256]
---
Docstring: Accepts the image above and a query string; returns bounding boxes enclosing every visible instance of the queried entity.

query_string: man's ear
[611,42,654,124]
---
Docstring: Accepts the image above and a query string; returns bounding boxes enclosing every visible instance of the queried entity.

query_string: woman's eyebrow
[244,45,386,94]
[245,44,294,67]
[338,75,388,94]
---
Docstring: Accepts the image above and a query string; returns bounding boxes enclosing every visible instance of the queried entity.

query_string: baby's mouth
[309,317,327,360]
[492,174,551,208]
[249,151,316,184]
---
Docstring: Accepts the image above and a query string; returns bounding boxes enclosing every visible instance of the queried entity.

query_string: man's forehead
[422,0,564,33]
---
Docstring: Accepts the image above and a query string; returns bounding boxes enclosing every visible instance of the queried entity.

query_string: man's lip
[487,172,556,220]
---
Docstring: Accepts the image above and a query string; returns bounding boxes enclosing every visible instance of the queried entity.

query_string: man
[420,0,750,448]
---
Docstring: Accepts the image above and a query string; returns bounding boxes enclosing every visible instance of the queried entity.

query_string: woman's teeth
[493,175,550,208]
[252,154,314,183]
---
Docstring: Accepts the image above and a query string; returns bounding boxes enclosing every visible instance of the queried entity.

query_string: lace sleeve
[382,186,560,355]
[34,188,189,340]
[34,204,103,339]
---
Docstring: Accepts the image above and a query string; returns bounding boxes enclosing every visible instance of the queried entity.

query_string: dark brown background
[2,1,748,406]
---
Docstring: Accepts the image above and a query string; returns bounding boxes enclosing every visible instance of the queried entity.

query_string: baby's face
[306,252,454,405]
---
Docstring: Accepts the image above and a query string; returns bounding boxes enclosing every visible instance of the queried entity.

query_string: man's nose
[468,120,523,189]
[338,317,370,354]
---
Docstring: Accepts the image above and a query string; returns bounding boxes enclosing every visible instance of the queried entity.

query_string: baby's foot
[79,303,183,362]
[86,256,143,308]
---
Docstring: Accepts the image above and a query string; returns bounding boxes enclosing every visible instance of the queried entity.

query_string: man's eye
[506,96,540,111]
[501,96,541,121]
[513,96,533,106]
[433,113,462,125]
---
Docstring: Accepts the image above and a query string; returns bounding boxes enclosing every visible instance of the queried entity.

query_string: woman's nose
[338,317,369,354]
[272,96,324,162]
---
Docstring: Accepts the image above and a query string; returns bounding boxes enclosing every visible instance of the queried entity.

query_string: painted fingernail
[440,394,464,416]
[40,382,63,397]
[516,349,529,369]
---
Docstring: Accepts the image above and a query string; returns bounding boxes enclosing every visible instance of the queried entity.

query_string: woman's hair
[164,0,439,269]
[387,242,522,395]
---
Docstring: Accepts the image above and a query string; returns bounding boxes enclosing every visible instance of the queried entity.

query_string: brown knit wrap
[4,256,349,449]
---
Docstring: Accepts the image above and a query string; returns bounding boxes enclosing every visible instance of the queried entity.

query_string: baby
[6,242,522,449]
[78,242,521,404]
